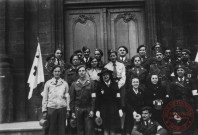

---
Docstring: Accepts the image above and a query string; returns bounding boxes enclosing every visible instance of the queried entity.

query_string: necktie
[113,63,117,78]
[55,79,58,85]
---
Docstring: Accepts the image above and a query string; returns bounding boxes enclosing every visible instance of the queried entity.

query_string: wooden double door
[65,7,145,62]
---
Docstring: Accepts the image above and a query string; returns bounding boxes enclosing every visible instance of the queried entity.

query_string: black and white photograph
[0,0,198,135]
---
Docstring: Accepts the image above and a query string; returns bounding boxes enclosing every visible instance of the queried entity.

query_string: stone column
[145,0,157,55]
[0,0,13,123]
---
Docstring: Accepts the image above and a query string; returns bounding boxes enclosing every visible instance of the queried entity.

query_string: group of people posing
[42,43,198,135]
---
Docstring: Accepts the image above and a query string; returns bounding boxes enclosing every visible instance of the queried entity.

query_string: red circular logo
[163,100,194,132]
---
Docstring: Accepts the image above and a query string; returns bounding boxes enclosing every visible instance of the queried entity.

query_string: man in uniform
[149,50,172,88]
[132,106,167,135]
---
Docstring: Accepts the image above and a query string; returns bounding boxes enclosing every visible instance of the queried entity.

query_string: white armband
[192,90,198,96]
[157,125,162,131]
[116,93,120,98]
[66,93,69,98]
[91,93,96,98]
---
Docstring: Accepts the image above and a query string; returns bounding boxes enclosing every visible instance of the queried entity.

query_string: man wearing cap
[149,50,172,87]
[173,46,183,66]
[132,106,167,135]
[181,49,198,81]
[117,46,131,69]
[137,45,153,71]
[151,42,163,57]
[170,64,198,133]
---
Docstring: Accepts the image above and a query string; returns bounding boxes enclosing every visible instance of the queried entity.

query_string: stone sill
[0,121,42,132]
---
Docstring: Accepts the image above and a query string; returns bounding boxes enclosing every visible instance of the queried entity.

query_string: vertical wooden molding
[145,0,157,55]
[54,0,64,50]
[0,0,13,123]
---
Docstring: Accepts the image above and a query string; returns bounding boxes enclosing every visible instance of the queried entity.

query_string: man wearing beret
[181,49,198,81]
[137,45,153,71]
[117,46,131,69]
[132,106,167,135]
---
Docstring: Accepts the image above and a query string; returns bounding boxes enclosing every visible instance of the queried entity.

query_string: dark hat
[175,46,182,51]
[141,106,152,113]
[39,118,48,128]
[175,64,185,71]
[182,49,191,55]
[108,49,117,56]
[95,48,103,56]
[155,49,164,55]
[76,65,86,73]
[82,46,90,52]
[95,117,103,126]
[118,46,128,53]
[70,118,77,128]
[152,42,161,51]
[46,54,55,61]
[98,68,113,76]
[74,49,82,54]
[137,45,146,53]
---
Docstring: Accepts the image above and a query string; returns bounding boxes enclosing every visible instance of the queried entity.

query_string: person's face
[95,51,101,60]
[142,110,151,121]
[175,49,182,57]
[48,56,55,64]
[77,52,83,60]
[134,57,141,67]
[165,50,171,58]
[83,49,90,58]
[132,78,139,89]
[155,43,161,51]
[102,73,110,83]
[72,56,80,66]
[78,67,86,78]
[177,68,185,77]
[53,67,61,79]
[156,52,163,61]
[151,75,158,84]
[139,47,146,56]
[118,47,127,57]
[91,58,98,68]
[55,50,62,59]
[110,53,117,63]
[181,52,190,60]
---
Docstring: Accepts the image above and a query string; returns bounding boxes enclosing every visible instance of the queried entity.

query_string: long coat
[95,81,121,130]
[124,87,144,134]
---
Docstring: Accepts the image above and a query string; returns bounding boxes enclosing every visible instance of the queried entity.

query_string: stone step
[0,121,42,135]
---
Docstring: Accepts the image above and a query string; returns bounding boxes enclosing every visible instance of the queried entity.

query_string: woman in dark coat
[144,74,168,126]
[95,68,123,135]
[124,77,144,135]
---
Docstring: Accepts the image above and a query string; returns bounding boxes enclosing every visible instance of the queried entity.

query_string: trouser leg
[47,108,58,135]
[57,107,66,135]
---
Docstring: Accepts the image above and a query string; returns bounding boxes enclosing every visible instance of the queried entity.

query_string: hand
[89,111,94,118]
[72,113,76,119]
[96,111,100,117]
[42,111,47,119]
[119,109,123,117]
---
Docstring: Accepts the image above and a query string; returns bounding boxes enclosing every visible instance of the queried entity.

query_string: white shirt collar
[105,81,111,86]
[133,88,138,94]
[178,77,185,81]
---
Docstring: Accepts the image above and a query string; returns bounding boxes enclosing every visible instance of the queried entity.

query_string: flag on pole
[195,51,198,62]
[27,42,45,99]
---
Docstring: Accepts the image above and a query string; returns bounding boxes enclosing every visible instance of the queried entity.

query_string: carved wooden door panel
[107,8,145,58]
[65,9,105,62]
[64,7,145,61]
